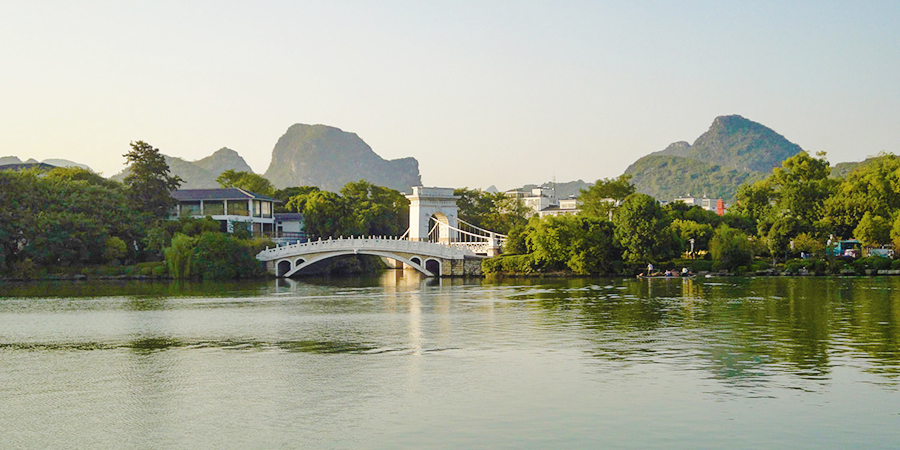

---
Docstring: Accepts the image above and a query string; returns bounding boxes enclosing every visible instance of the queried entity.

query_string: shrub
[809,259,827,275]
[692,260,714,272]
[828,259,846,274]
[152,264,167,277]
[482,254,537,274]
[192,232,267,280]
[857,256,892,271]
[785,260,805,274]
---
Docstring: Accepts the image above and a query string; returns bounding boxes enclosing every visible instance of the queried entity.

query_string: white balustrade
[256,236,480,261]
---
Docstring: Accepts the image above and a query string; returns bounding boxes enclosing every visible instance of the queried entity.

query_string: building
[539,196,582,217]
[505,187,584,217]
[274,212,307,244]
[170,188,279,235]
[673,194,724,215]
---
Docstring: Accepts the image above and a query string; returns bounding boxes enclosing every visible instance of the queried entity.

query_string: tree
[340,180,410,236]
[709,225,752,271]
[891,215,900,251]
[123,141,183,220]
[766,215,802,260]
[792,233,824,257]
[612,193,674,264]
[164,233,196,280]
[45,166,122,189]
[824,153,900,238]
[526,215,620,275]
[216,170,275,197]
[670,219,714,256]
[104,236,127,264]
[454,188,529,234]
[274,186,320,213]
[580,175,635,218]
[854,212,891,247]
[300,190,352,239]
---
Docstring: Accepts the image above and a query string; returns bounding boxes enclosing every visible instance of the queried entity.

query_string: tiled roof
[171,188,279,202]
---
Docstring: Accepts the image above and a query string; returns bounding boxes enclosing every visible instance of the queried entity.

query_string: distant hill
[41,158,92,171]
[111,147,254,189]
[624,115,804,202]
[0,156,93,171]
[192,148,253,176]
[624,155,764,203]
[263,124,421,192]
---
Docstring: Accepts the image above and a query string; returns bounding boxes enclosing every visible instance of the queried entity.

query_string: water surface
[1,274,898,449]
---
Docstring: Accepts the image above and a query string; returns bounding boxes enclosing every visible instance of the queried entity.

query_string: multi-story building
[170,188,279,235]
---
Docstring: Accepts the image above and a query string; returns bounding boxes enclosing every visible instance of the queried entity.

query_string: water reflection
[2,276,899,386]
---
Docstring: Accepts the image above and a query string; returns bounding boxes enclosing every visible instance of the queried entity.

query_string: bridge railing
[257,236,477,261]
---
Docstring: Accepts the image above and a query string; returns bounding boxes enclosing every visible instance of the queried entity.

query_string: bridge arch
[279,250,435,278]
[276,260,292,277]
[424,258,441,276]
[410,256,422,266]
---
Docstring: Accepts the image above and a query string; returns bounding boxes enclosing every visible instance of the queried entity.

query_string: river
[1,273,899,449]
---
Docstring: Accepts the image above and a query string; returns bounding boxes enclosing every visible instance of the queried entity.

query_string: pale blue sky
[1,1,897,189]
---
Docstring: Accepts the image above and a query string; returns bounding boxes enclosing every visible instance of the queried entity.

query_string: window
[228,200,250,216]
[181,201,201,216]
[261,201,272,218]
[204,201,224,215]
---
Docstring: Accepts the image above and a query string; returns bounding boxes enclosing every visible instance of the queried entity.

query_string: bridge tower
[406,186,460,244]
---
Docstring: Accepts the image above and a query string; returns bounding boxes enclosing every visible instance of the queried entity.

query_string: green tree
[454,189,529,235]
[216,170,275,197]
[792,232,823,257]
[824,153,900,238]
[709,224,752,271]
[670,219,714,255]
[104,236,127,263]
[502,224,530,255]
[854,212,891,247]
[891,215,900,251]
[45,166,122,189]
[580,175,635,218]
[340,180,409,236]
[301,190,352,239]
[164,233,196,280]
[527,215,620,275]
[766,215,802,260]
[612,193,674,264]
[274,186,320,213]
[123,141,183,220]
[768,151,835,227]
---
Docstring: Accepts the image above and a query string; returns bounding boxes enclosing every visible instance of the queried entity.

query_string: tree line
[485,151,900,276]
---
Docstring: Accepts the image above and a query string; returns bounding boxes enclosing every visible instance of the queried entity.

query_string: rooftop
[171,188,280,202]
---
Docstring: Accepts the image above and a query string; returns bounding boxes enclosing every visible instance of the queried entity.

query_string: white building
[673,194,716,212]
[506,187,582,217]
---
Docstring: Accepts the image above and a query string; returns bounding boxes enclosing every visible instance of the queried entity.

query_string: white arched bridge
[257,187,507,278]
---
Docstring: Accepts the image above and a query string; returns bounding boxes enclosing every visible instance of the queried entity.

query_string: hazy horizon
[2,1,897,189]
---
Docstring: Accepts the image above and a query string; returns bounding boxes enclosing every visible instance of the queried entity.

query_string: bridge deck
[256,236,479,262]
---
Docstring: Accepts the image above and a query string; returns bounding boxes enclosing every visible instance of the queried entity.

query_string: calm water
[1,273,899,449]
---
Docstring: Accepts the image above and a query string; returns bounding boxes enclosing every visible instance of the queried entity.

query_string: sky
[1,0,898,190]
